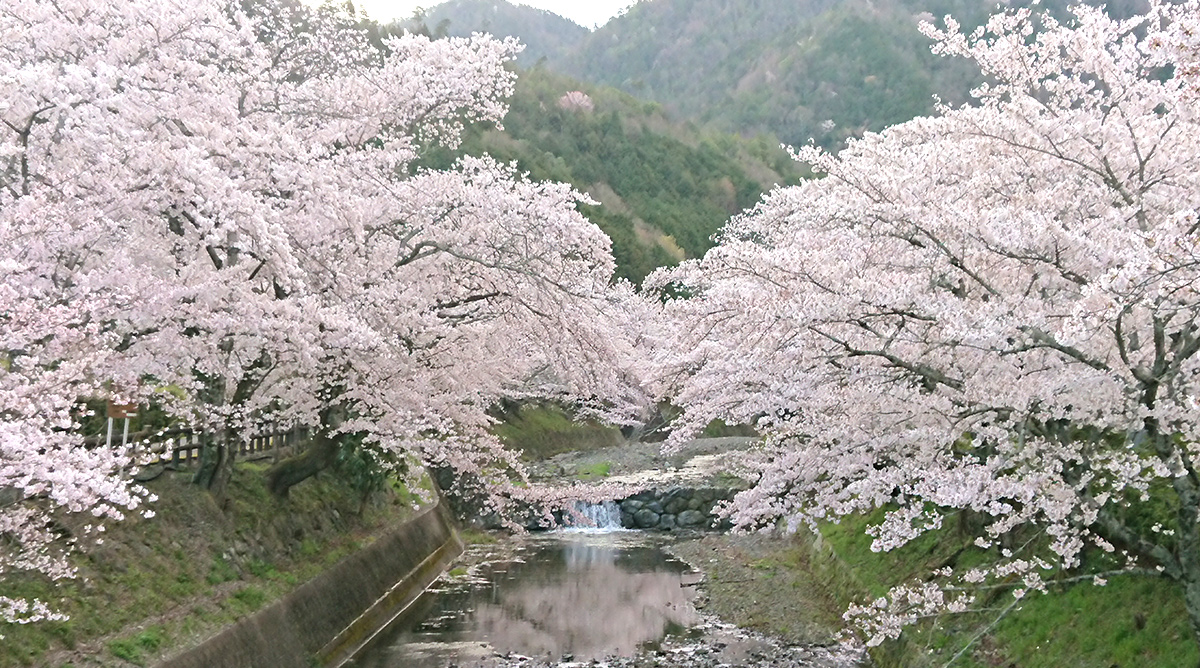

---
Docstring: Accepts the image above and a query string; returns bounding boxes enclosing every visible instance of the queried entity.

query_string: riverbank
[666,513,1200,667]
[811,511,1200,667]
[666,534,843,648]
[670,508,1200,667]
[1,462,427,668]
[529,434,1200,667]
[355,529,867,668]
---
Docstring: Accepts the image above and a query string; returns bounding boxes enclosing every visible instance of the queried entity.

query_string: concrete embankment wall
[158,500,462,668]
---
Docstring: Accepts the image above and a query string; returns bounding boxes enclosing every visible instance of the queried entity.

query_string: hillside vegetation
[817,512,1199,667]
[565,0,1159,146]
[421,67,799,283]
[418,0,588,67]
[416,0,1158,149]
[1,464,425,667]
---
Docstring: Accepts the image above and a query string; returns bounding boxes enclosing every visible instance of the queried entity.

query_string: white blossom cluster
[1,0,649,619]
[651,0,1200,645]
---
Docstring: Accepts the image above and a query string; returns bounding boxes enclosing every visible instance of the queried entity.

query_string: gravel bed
[426,532,869,668]
[457,618,865,667]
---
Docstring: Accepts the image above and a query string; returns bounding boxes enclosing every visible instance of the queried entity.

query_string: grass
[228,586,267,614]
[819,509,977,598]
[957,574,1197,668]
[814,510,1200,666]
[107,626,166,666]
[459,529,499,545]
[206,556,239,585]
[0,462,424,667]
[574,461,613,481]
[492,404,623,461]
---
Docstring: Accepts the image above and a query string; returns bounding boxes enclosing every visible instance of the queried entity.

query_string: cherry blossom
[652,0,1200,648]
[2,0,642,621]
[557,91,595,113]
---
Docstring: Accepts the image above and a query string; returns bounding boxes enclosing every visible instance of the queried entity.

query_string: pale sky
[352,0,639,29]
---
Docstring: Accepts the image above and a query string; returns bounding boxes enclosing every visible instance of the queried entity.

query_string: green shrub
[206,556,238,585]
[575,461,613,480]
[492,404,623,461]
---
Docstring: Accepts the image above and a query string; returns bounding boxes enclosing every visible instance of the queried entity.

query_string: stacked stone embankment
[618,487,736,531]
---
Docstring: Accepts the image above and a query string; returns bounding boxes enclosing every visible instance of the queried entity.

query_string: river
[348,528,867,668]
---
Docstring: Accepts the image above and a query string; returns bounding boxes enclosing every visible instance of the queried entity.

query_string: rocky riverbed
[480,619,865,668]
[364,530,868,668]
[402,437,869,667]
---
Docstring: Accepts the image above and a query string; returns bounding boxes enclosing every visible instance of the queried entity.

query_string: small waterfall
[563,500,624,531]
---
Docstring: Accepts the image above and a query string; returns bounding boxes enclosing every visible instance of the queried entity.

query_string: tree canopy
[651,0,1200,648]
[0,0,641,622]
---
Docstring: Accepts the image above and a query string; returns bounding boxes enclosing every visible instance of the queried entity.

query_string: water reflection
[351,533,700,667]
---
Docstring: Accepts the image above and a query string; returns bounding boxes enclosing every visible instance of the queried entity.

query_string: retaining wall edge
[156,500,462,668]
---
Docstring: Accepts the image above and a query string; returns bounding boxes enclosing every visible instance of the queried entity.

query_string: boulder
[620,499,644,514]
[664,495,690,515]
[634,508,660,529]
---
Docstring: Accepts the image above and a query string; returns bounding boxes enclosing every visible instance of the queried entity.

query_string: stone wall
[618,487,737,531]
[157,500,462,668]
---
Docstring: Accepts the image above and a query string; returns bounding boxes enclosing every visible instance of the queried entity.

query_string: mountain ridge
[409,0,1152,148]
[416,0,589,66]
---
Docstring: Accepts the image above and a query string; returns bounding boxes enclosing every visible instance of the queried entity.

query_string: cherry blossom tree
[264,154,648,498]
[557,91,595,113]
[651,0,1200,650]
[2,0,640,621]
[1150,3,1200,99]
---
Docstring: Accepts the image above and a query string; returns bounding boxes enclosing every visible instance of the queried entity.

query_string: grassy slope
[1,463,424,668]
[817,512,1199,667]
[491,403,624,462]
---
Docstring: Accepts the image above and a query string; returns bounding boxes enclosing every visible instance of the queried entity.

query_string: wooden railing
[0,428,309,509]
[129,427,307,468]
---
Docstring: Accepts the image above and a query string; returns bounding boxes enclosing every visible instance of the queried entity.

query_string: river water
[349,530,867,668]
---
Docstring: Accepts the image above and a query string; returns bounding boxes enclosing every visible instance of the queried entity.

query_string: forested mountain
[565,0,1158,146]
[400,0,1157,281]
[417,0,588,67]
[422,67,799,283]
[416,0,1153,148]
[559,0,992,147]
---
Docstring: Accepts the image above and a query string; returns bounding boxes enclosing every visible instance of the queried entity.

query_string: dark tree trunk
[193,430,236,507]
[265,430,340,497]
[266,404,346,498]
[1170,461,1200,657]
